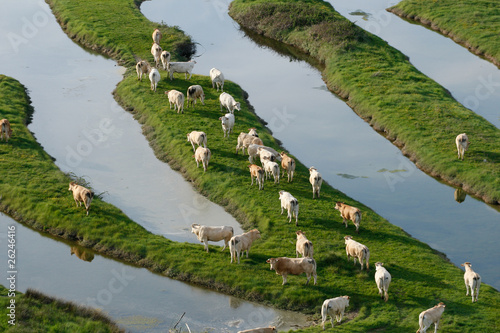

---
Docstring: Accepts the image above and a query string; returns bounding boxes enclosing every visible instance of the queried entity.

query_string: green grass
[0,285,124,332]
[228,0,500,205]
[0,0,498,331]
[389,0,500,67]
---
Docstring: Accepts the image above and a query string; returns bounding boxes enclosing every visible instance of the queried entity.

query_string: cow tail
[364,247,370,269]
[86,191,94,204]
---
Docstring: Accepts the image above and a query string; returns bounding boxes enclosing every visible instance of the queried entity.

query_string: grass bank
[0,0,498,332]
[388,0,500,68]
[229,0,500,205]
[0,285,123,332]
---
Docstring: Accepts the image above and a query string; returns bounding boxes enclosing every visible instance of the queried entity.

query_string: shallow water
[0,213,309,332]
[141,0,500,290]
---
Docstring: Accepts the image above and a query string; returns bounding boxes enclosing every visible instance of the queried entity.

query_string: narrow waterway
[0,213,308,332]
[141,0,500,290]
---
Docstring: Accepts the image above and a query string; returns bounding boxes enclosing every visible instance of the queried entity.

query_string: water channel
[0,0,498,331]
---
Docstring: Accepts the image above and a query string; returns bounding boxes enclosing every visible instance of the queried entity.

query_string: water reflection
[454,188,467,204]
[70,245,95,262]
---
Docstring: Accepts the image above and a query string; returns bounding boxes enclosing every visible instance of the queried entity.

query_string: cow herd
[114,29,484,332]
[0,26,481,333]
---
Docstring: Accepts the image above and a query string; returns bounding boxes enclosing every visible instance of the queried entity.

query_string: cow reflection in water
[70,246,95,262]
[454,188,467,203]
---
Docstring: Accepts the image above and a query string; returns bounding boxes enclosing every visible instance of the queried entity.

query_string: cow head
[375,262,384,270]
[309,166,317,173]
[68,182,77,192]
[334,202,344,211]
[266,258,278,270]
[344,235,353,244]
[296,230,305,237]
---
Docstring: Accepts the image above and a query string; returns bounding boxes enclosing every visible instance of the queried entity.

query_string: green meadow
[389,0,500,67]
[0,0,497,331]
[0,285,123,332]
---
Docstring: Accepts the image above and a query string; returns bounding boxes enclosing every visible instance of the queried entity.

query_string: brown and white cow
[296,230,314,258]
[280,152,295,182]
[249,164,264,190]
[68,181,94,216]
[0,119,12,142]
[335,202,362,234]
[266,257,317,285]
[191,224,234,253]
[321,296,350,330]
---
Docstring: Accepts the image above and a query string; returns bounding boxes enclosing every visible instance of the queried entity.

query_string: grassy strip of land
[0,284,123,332]
[228,0,500,205]
[388,0,500,68]
[19,0,500,332]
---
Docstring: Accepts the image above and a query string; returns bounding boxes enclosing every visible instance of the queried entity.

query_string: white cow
[262,158,280,184]
[167,60,196,80]
[266,257,317,285]
[321,296,350,330]
[455,133,470,160]
[135,60,151,81]
[296,230,313,258]
[416,302,446,333]
[186,85,205,108]
[149,68,160,92]
[210,68,225,91]
[160,50,171,70]
[309,167,323,199]
[219,92,240,113]
[165,90,185,113]
[219,113,235,138]
[344,235,369,270]
[151,42,162,67]
[461,262,481,302]
[186,131,207,152]
[374,262,391,302]
[279,190,299,226]
[229,229,261,264]
[193,146,211,172]
[191,224,233,252]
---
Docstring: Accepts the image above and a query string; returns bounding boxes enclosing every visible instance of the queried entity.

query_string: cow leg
[344,218,348,228]
[282,274,287,285]
[306,273,311,285]
[204,240,209,253]
[433,320,439,333]
[465,281,470,296]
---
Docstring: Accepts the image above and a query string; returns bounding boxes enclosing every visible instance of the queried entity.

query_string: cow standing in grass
[68,182,94,216]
